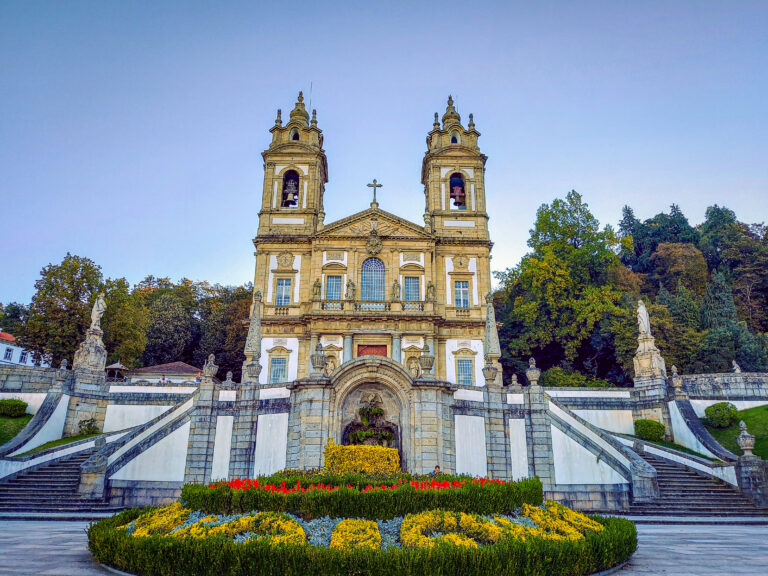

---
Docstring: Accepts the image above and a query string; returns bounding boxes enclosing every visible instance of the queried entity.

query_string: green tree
[650,242,708,296]
[18,253,103,365]
[0,302,27,336]
[101,278,149,368]
[701,272,738,329]
[669,281,702,330]
[142,293,196,366]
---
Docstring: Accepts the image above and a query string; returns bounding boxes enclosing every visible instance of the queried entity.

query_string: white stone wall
[103,405,172,433]
[550,426,626,484]
[110,422,191,482]
[454,415,487,477]
[508,419,529,480]
[667,401,716,458]
[211,415,234,481]
[253,413,289,476]
[572,409,634,434]
[689,399,768,417]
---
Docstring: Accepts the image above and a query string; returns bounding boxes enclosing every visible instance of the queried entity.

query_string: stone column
[309,333,318,374]
[184,355,218,484]
[524,361,555,490]
[392,334,401,363]
[343,334,353,363]
[735,421,768,506]
[426,337,435,376]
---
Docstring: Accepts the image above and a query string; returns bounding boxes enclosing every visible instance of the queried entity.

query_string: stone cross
[367,179,383,206]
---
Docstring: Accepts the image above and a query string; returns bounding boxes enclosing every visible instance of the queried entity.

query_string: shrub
[0,399,28,418]
[329,519,381,551]
[634,419,665,442]
[182,475,544,519]
[89,506,637,576]
[79,418,99,435]
[539,367,611,388]
[704,402,738,429]
[324,441,400,476]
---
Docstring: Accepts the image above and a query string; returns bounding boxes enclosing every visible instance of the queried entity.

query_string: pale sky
[1,1,767,303]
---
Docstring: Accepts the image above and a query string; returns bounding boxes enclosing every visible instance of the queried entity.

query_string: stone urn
[737,421,756,456]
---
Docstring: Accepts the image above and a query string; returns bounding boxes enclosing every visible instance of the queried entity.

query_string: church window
[360,258,385,301]
[403,277,420,301]
[325,275,342,300]
[449,173,466,210]
[290,128,300,141]
[4,348,12,361]
[454,280,469,309]
[269,357,287,383]
[451,130,460,144]
[276,279,292,306]
[456,359,474,386]
[281,170,300,208]
[19,351,28,364]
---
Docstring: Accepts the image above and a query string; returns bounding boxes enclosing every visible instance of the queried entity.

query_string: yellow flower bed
[129,502,191,537]
[323,440,400,476]
[172,511,306,545]
[329,519,382,551]
[402,501,604,548]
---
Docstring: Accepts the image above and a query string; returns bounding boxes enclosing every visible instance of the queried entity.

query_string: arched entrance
[328,357,415,471]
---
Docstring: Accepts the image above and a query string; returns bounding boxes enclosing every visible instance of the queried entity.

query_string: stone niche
[340,386,402,456]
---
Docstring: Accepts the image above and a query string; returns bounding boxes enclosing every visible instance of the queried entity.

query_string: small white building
[129,361,202,384]
[0,329,48,367]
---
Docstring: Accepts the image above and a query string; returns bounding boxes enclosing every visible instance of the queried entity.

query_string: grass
[18,433,99,456]
[705,404,768,460]
[0,414,33,446]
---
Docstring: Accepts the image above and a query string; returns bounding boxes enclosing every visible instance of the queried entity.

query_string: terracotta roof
[0,331,16,343]
[132,361,200,374]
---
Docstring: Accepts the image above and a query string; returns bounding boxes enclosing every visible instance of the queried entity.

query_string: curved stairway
[0,450,122,519]
[629,452,768,517]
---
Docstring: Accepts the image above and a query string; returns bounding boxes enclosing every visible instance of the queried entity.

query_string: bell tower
[421,96,489,240]
[258,92,329,236]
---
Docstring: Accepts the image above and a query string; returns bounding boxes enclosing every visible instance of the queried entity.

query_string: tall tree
[142,293,196,366]
[18,253,103,365]
[101,278,149,368]
[701,272,738,329]
[0,302,27,336]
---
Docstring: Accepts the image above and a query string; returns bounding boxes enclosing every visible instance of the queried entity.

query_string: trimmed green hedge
[0,399,28,418]
[88,508,637,576]
[704,402,738,429]
[181,474,544,519]
[539,367,612,388]
[634,419,665,442]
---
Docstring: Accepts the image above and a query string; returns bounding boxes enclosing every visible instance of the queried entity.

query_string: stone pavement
[0,521,767,575]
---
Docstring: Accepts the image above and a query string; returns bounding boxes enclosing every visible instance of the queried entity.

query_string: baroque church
[4,94,765,516]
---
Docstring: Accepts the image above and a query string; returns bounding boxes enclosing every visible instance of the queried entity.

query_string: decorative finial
[298,91,304,103]
[433,112,439,128]
[468,113,475,129]
[311,108,317,126]
[367,178,383,207]
[447,95,454,107]
[275,109,282,126]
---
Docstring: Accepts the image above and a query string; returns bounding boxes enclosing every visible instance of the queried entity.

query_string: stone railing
[311,299,434,315]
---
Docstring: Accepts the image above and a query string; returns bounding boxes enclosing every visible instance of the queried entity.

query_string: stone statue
[426,281,436,302]
[391,279,401,301]
[345,279,356,300]
[407,356,421,377]
[312,279,321,299]
[637,300,651,337]
[732,360,742,373]
[90,293,106,331]
[324,355,338,377]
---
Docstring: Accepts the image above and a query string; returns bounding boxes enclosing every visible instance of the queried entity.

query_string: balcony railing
[312,299,433,315]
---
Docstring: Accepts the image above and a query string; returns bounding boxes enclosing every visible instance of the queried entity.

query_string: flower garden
[88,444,637,576]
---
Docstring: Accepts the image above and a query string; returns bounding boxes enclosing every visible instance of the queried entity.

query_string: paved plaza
[0,520,766,575]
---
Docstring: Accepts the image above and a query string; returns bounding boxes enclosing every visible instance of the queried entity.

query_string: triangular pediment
[316,207,431,239]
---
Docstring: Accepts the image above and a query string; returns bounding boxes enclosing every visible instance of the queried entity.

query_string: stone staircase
[629,452,768,517]
[0,450,122,518]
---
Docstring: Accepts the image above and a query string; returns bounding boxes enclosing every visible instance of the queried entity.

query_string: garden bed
[89,476,636,576]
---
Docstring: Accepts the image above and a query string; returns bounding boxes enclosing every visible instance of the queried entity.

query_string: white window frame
[454,280,469,309]
[276,279,292,306]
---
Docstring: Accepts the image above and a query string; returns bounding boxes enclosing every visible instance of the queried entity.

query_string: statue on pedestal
[73,293,108,371]
[90,293,106,331]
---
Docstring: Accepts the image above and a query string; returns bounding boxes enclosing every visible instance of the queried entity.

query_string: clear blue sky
[1,1,767,304]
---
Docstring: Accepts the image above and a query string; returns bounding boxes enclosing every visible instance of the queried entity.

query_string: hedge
[88,508,637,576]
[539,367,612,388]
[324,441,400,476]
[0,399,28,418]
[704,402,738,429]
[634,419,665,442]
[182,474,544,519]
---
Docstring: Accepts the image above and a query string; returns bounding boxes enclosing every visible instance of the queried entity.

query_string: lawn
[0,414,33,446]
[704,404,768,459]
[626,434,719,461]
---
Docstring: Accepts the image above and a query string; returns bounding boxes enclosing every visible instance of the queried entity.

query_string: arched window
[281,170,299,207]
[449,173,466,210]
[451,130,460,144]
[360,258,385,301]
[290,128,300,141]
